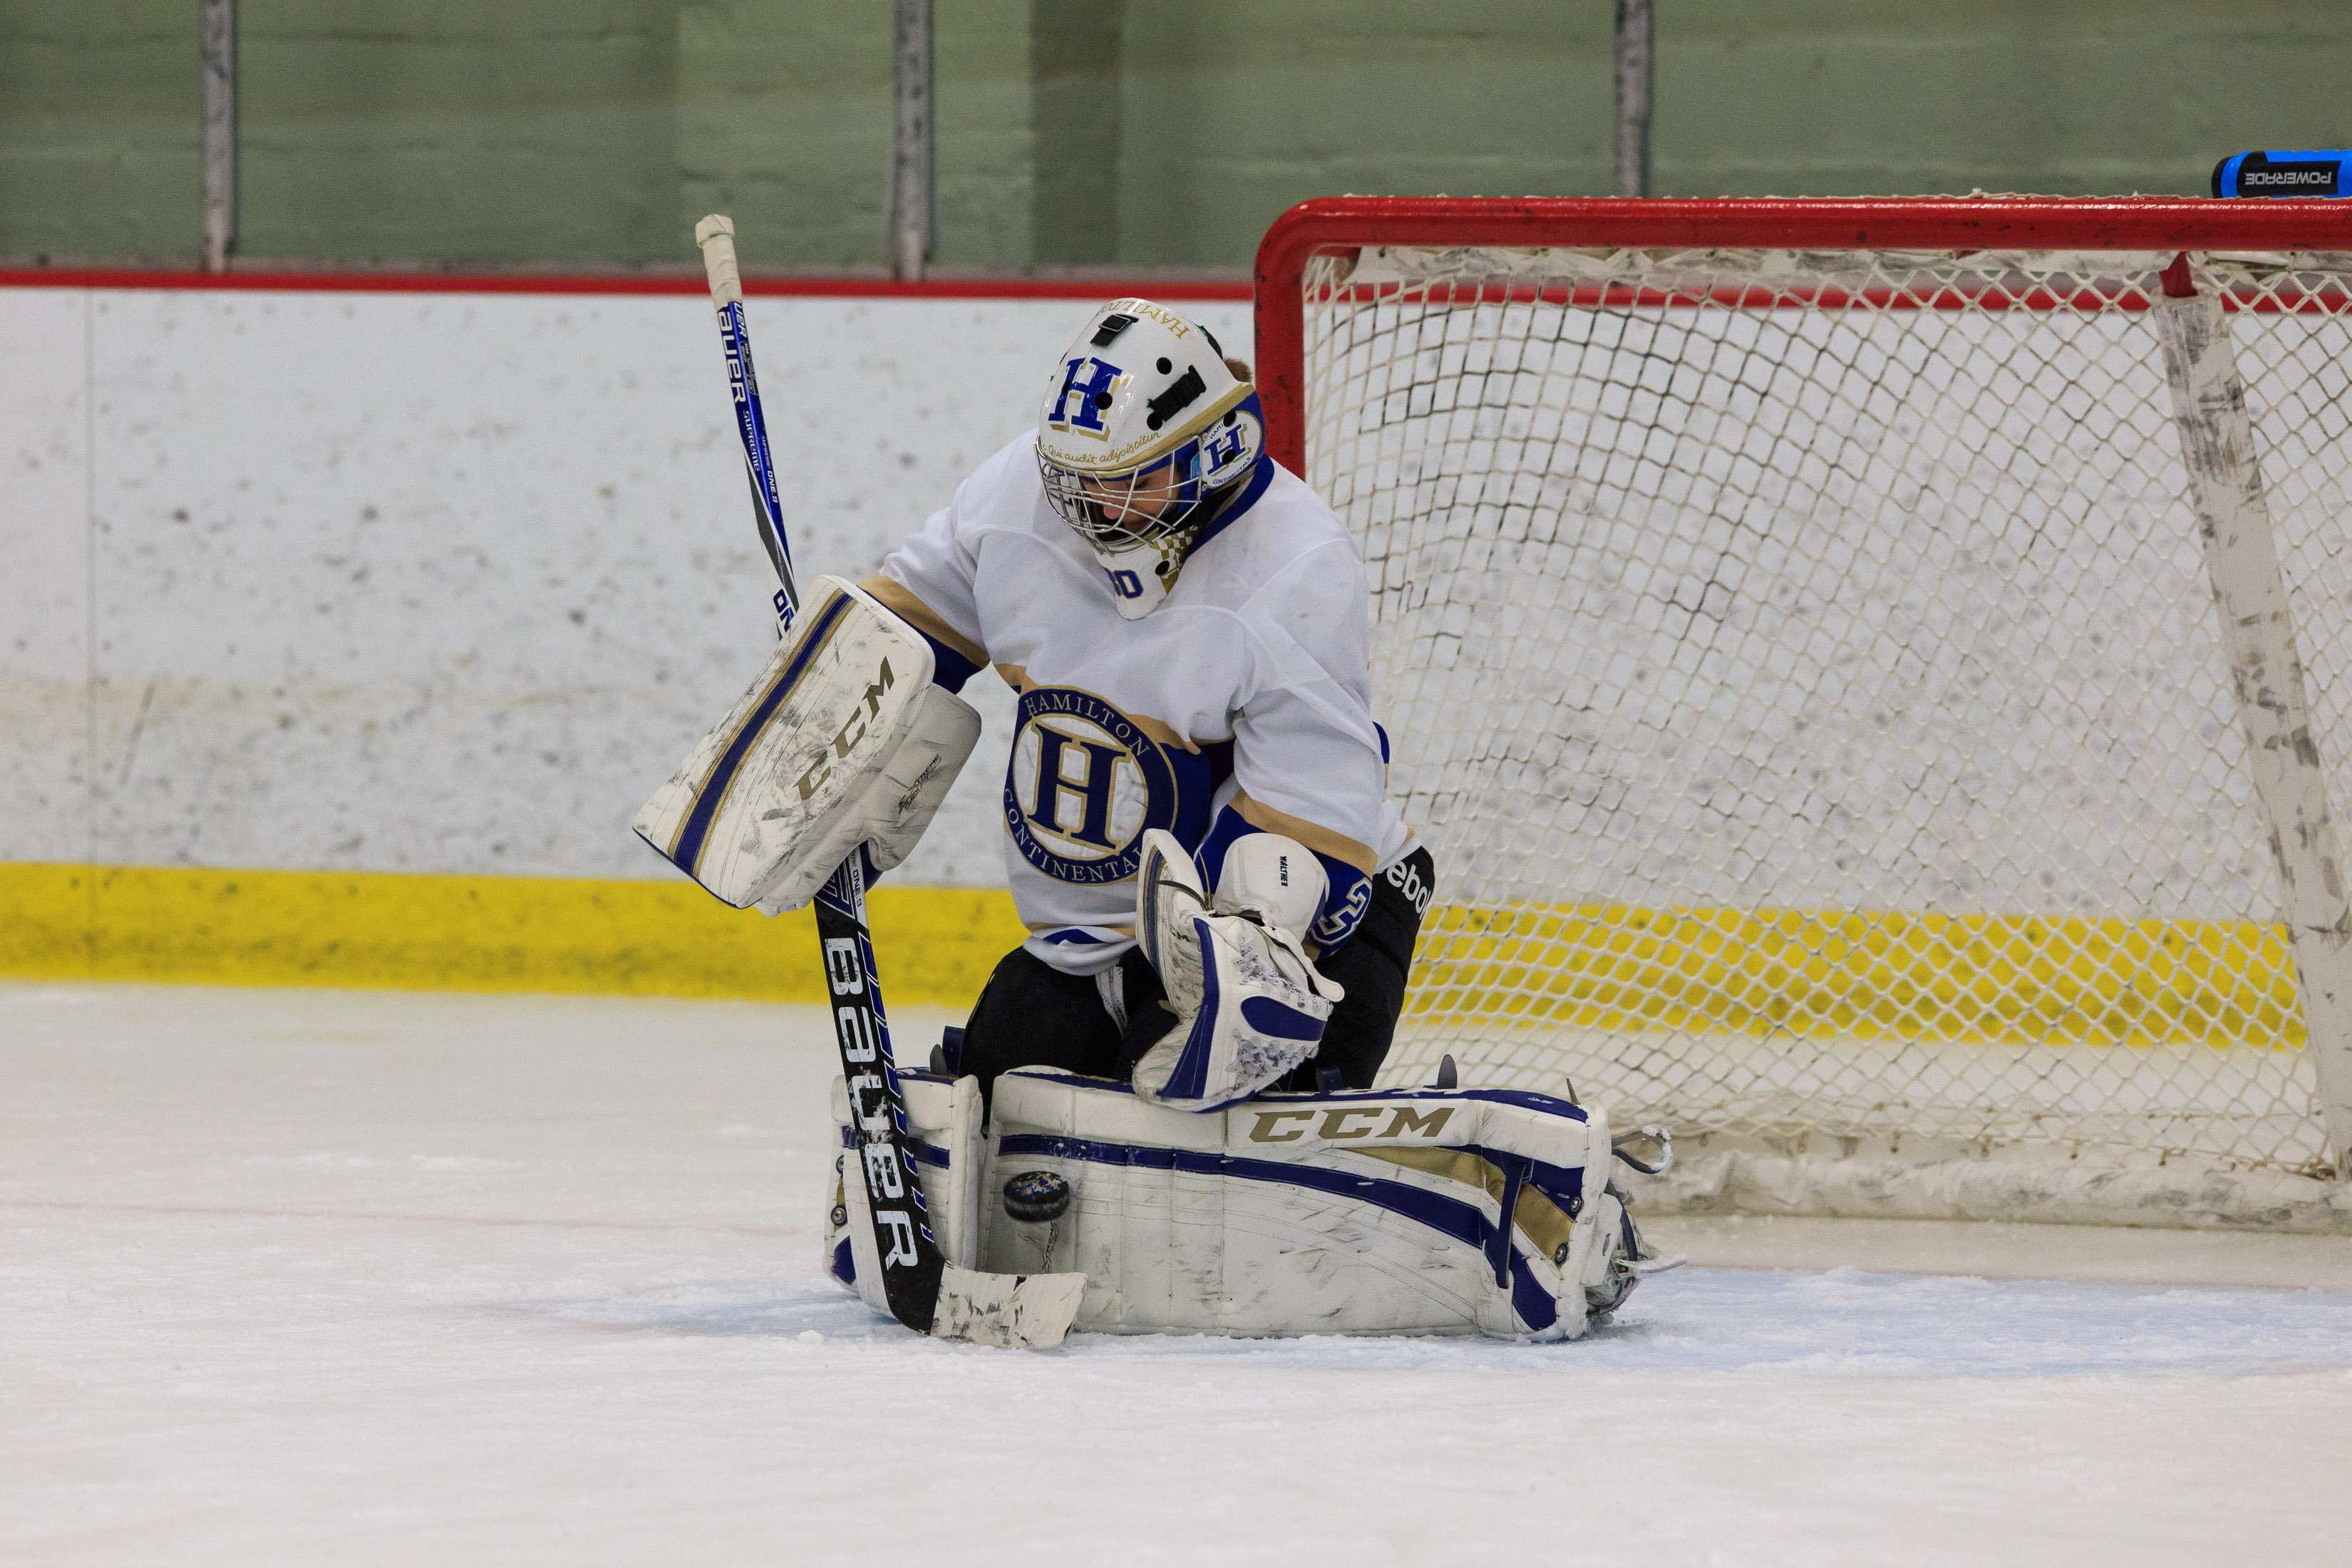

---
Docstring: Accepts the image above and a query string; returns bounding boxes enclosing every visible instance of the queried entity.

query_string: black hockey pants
[957,845,1436,1111]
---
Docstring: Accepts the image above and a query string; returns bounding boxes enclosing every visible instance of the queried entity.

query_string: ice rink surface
[6,983,2349,1565]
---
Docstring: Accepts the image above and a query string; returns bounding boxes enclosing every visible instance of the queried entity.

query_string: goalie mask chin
[1036,297,1265,620]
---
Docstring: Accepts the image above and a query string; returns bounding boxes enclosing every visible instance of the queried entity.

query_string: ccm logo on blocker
[794,658,898,801]
[1247,1105,1456,1144]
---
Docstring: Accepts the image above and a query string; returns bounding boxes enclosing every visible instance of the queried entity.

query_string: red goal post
[1252,196,2352,1229]
[1257,195,2352,474]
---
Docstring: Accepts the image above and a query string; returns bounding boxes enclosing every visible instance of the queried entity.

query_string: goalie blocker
[634,575,980,913]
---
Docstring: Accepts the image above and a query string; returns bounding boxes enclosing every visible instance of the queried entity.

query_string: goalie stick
[691,215,1083,1349]
[703,232,799,636]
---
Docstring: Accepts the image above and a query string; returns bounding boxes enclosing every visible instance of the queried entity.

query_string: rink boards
[0,277,2331,1047]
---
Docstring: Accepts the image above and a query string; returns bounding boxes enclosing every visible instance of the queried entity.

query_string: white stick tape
[694,213,744,309]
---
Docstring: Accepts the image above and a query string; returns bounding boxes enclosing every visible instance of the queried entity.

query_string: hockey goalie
[644,298,1671,1339]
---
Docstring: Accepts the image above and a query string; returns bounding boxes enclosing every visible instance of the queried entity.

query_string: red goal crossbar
[1250,195,2352,477]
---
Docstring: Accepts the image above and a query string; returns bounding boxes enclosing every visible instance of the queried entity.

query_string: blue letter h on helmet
[1048,356,1123,435]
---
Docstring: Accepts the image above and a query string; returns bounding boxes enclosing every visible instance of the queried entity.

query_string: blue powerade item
[2212,150,2352,197]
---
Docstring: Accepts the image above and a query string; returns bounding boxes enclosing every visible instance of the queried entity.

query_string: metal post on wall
[201,0,237,271]
[887,0,934,280]
[1614,0,1653,197]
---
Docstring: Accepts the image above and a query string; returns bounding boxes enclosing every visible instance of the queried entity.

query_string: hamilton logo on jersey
[1005,685,1177,884]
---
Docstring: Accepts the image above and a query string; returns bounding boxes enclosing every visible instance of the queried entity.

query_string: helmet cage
[1038,435,1215,551]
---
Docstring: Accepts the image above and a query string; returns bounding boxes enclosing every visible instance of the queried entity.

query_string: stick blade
[931,1266,1086,1349]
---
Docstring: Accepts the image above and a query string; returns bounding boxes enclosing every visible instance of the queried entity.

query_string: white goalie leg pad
[1131,829,1341,1113]
[824,1067,983,1309]
[982,1068,1626,1339]
[635,575,980,913]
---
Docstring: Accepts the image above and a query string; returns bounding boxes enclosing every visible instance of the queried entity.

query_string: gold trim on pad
[1354,1145,1507,1204]
[1510,1186,1579,1265]
[1354,1145,1579,1263]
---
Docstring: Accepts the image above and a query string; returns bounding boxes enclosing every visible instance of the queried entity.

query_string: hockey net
[1262,198,2352,1227]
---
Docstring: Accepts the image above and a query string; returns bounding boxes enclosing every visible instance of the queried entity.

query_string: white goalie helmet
[1036,298,1266,618]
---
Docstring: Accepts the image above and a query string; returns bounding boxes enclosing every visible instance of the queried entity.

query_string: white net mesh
[1304,243,2352,1177]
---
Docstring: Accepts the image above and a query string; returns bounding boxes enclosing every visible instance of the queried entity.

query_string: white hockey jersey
[878,434,1405,974]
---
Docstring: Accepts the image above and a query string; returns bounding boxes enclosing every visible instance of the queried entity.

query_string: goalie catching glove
[634,576,979,912]
[1131,828,1345,1112]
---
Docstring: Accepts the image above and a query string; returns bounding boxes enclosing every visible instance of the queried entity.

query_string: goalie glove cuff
[1196,803,1374,954]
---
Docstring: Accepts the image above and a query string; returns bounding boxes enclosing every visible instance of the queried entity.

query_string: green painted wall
[679,1,889,271]
[1115,2,1613,269]
[1658,4,2352,200]
[240,2,681,267]
[1,2,199,262]
[681,0,1036,271]
[4,2,2347,271]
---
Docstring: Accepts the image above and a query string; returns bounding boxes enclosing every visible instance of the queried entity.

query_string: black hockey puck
[1001,1169,1073,1223]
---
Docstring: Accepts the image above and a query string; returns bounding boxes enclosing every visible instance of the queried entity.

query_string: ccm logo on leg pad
[1247,1104,1455,1144]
